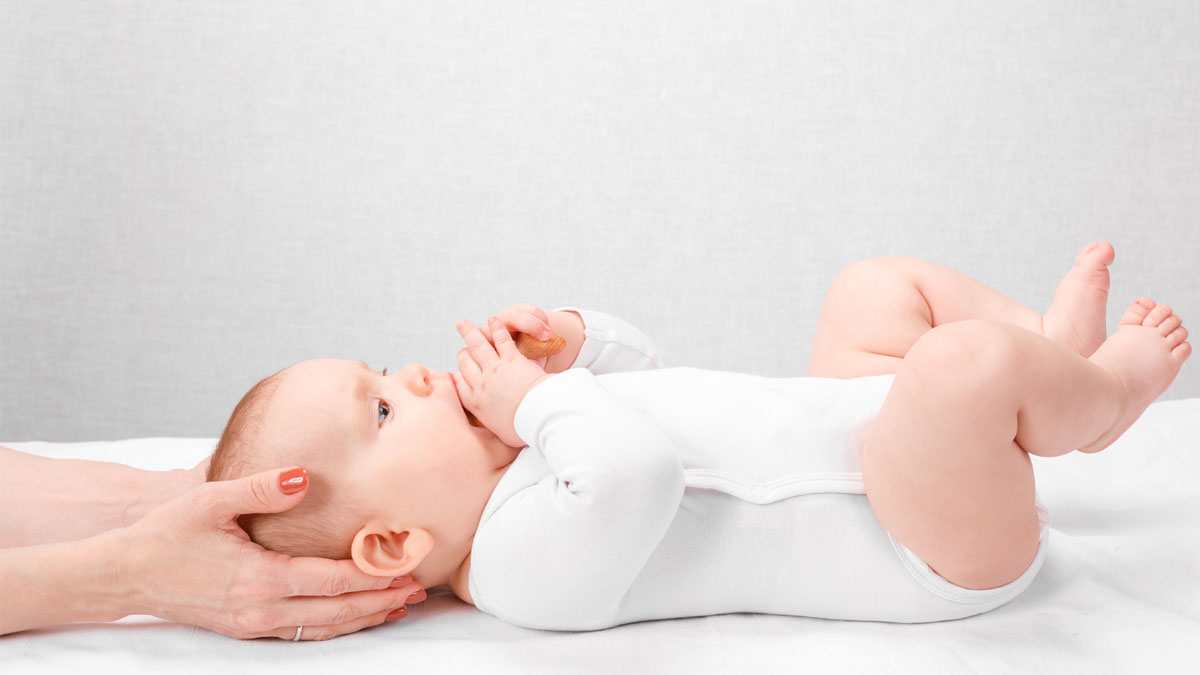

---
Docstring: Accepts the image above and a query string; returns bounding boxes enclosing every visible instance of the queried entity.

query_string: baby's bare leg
[862,302,1189,590]
[808,243,1114,378]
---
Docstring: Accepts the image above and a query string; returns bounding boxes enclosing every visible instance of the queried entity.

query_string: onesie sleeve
[552,306,665,374]
[468,368,685,631]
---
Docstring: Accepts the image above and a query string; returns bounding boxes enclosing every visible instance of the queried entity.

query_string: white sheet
[3,398,1198,674]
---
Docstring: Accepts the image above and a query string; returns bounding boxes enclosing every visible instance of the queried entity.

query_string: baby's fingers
[455,352,479,397]
[456,318,499,367]
[487,317,520,357]
[497,307,553,341]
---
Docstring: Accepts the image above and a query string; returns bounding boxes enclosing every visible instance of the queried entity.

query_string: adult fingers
[266,606,406,642]
[456,318,499,368]
[282,557,418,597]
[275,584,425,629]
[202,466,309,522]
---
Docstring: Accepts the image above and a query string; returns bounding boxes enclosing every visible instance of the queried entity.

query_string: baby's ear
[350,523,434,577]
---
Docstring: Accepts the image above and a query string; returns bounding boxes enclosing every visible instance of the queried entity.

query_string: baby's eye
[378,401,391,425]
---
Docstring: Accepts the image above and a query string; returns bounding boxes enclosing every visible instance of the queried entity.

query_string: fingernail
[279,468,308,495]
[388,576,413,588]
[386,606,408,621]
[541,329,552,340]
[407,589,427,603]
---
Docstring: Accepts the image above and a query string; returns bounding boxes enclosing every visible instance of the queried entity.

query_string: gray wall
[2,1,1197,442]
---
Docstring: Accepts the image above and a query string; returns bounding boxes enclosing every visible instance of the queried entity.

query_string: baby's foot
[1078,299,1191,453]
[1042,241,1114,358]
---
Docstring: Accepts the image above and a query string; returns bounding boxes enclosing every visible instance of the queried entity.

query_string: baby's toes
[1157,313,1182,336]
[1120,298,1156,326]
[1172,341,1192,367]
[1144,303,1173,328]
[1167,324,1188,347]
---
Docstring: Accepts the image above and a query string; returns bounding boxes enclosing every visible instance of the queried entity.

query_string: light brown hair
[207,368,362,560]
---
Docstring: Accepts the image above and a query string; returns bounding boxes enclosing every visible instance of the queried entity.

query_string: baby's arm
[468,368,684,631]
[540,309,586,374]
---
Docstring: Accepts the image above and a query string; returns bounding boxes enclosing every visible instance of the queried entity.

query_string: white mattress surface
[2,398,1198,674]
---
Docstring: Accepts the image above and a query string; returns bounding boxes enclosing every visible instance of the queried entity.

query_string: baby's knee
[904,320,1025,387]
[834,255,916,289]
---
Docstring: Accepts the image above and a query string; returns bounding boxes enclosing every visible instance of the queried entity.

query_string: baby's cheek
[436,450,472,480]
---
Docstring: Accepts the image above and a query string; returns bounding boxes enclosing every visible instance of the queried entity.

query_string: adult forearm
[0,446,203,548]
[0,530,130,635]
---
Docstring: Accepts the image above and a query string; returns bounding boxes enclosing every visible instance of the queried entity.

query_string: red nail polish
[407,589,427,603]
[279,468,308,495]
[388,576,413,588]
[386,606,407,621]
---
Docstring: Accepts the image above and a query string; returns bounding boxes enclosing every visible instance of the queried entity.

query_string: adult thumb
[205,466,309,522]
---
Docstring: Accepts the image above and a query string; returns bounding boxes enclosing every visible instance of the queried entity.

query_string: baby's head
[207,358,519,584]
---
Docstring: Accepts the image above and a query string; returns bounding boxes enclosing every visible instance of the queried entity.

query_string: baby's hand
[474,303,565,370]
[453,317,553,448]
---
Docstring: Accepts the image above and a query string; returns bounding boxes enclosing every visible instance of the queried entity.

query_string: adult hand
[115,466,426,641]
[453,316,553,448]
[187,453,212,484]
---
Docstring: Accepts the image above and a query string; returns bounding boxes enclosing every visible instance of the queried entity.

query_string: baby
[207,243,1190,631]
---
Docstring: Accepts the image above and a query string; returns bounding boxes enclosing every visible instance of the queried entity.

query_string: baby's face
[265,358,520,570]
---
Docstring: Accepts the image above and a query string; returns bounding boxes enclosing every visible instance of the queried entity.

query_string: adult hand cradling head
[113,466,426,641]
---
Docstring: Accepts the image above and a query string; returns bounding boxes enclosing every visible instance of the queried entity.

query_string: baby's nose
[403,364,431,388]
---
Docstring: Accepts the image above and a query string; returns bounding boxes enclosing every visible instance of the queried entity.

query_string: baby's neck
[408,541,473,603]
[446,553,474,604]
[415,424,521,605]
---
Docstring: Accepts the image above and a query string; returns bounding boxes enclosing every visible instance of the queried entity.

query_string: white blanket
[3,398,1198,674]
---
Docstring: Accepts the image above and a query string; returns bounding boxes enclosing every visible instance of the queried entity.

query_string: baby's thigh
[860,324,1042,591]
[808,257,933,378]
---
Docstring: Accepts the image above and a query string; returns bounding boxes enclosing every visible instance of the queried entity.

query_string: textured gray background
[2,1,1197,442]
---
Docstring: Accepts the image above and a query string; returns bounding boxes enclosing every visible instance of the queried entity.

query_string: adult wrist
[122,467,198,527]
[80,528,141,622]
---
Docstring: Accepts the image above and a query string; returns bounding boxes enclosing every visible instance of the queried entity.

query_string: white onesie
[467,307,1050,631]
